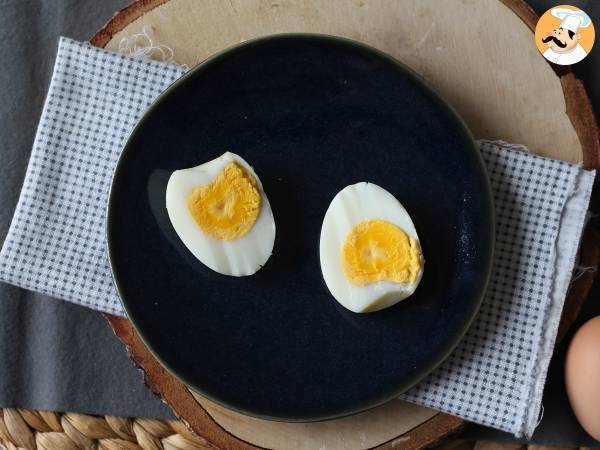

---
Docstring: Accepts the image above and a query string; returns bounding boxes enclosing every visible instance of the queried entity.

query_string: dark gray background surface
[0,0,173,420]
[0,0,598,445]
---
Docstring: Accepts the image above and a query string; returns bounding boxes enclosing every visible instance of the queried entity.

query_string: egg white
[166,152,275,276]
[319,182,424,313]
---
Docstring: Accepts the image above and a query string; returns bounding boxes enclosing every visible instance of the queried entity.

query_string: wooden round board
[92,1,600,448]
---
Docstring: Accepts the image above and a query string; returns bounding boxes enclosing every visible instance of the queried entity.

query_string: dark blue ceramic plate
[107,34,493,421]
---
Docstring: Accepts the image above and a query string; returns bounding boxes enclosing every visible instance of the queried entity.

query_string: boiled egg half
[166,152,275,276]
[320,182,424,312]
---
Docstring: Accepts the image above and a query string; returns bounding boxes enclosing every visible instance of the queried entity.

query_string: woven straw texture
[0,409,212,450]
[0,409,595,450]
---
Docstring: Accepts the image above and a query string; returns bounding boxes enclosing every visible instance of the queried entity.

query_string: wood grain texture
[90,0,169,48]
[92,0,600,448]
[373,415,465,450]
[193,392,439,450]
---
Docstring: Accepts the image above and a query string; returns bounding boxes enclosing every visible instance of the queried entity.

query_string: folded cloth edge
[477,139,597,437]
[522,168,595,437]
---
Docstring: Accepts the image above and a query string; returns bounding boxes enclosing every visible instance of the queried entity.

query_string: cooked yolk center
[342,220,421,286]
[187,162,261,241]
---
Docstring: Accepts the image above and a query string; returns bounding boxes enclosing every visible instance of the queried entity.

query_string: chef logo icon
[535,5,595,65]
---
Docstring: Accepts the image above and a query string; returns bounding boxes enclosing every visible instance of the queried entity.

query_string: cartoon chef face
[537,8,593,65]
[542,26,581,53]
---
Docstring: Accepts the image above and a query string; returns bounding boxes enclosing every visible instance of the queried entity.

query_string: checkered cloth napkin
[0,38,595,437]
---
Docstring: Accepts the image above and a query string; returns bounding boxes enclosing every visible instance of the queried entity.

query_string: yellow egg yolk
[187,162,261,241]
[342,220,421,286]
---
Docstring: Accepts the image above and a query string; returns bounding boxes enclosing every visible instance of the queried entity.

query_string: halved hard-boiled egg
[166,152,275,276]
[320,182,424,312]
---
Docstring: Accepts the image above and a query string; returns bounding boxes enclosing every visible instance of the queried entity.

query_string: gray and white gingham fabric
[402,141,595,436]
[0,38,595,437]
[0,38,184,314]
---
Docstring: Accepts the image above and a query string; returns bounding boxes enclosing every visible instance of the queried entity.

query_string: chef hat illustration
[551,7,592,33]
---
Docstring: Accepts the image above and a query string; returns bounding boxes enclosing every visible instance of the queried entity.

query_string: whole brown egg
[565,316,600,441]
